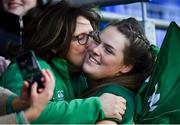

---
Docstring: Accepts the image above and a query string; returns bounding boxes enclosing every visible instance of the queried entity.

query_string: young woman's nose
[92,45,101,56]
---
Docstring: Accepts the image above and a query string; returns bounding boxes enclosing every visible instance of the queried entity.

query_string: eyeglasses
[72,33,91,45]
[72,30,102,45]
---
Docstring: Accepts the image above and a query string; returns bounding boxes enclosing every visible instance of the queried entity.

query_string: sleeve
[32,97,104,124]
[16,111,29,124]
[0,87,16,115]
[0,112,29,124]
[95,85,135,124]
[0,113,18,124]
[0,62,105,124]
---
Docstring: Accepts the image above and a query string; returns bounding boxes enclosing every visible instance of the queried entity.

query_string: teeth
[89,55,100,65]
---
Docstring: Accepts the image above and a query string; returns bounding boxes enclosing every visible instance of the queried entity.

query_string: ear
[120,64,133,74]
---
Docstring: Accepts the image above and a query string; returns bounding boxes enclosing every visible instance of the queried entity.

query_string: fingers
[118,97,126,113]
[20,81,30,96]
[46,69,55,85]
[31,82,38,98]
[112,112,122,121]
[22,81,29,91]
[39,69,55,100]
[119,96,126,104]
[41,69,55,90]
[99,93,127,121]
[115,96,126,120]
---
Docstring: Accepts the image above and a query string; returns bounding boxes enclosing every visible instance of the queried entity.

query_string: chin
[83,65,91,74]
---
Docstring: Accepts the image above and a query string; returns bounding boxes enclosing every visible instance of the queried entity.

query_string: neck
[68,63,81,74]
[85,75,100,89]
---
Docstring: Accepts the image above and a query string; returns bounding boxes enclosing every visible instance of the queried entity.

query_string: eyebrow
[103,42,115,51]
[76,21,91,25]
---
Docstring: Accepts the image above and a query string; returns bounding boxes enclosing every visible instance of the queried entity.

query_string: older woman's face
[2,0,37,16]
[66,16,93,69]
[83,26,132,79]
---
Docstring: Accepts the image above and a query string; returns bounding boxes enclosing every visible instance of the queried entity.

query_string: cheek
[25,0,37,9]
[88,41,97,50]
[102,57,122,72]
[70,43,85,54]
[67,42,86,61]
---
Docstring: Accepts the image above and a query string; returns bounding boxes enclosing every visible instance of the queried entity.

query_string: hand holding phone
[16,51,44,90]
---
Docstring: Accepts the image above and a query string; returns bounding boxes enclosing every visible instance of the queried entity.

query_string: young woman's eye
[105,47,114,55]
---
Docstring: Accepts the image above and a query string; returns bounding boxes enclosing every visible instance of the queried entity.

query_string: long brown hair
[83,18,153,97]
[20,1,100,60]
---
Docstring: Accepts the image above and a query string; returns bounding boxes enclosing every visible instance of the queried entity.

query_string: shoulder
[96,84,134,101]
[96,84,135,124]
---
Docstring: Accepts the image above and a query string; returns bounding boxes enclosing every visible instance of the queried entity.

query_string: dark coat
[0,9,31,58]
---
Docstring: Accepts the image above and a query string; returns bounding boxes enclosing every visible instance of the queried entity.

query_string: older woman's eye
[77,34,86,41]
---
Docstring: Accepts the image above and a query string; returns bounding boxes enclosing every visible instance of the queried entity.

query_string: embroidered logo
[57,90,64,101]
[148,83,160,112]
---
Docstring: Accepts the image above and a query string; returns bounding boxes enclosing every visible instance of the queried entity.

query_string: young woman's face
[2,0,37,16]
[66,16,93,68]
[83,26,131,79]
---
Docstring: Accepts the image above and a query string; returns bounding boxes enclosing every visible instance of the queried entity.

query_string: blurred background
[98,0,180,47]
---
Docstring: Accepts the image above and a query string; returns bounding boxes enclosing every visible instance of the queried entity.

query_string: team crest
[148,83,160,112]
[57,90,64,101]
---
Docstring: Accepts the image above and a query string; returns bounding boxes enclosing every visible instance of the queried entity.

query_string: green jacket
[0,57,105,124]
[72,72,134,124]
[94,84,134,124]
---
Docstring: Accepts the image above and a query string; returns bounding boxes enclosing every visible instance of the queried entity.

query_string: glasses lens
[72,34,89,45]
[78,34,89,45]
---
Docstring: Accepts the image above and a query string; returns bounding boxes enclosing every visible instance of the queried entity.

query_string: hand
[99,93,126,121]
[24,69,55,122]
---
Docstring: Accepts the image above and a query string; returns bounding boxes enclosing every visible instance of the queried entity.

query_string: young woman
[81,18,154,124]
[0,1,126,124]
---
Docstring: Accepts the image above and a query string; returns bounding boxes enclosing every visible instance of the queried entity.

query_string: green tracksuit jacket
[0,57,104,124]
[95,85,134,124]
[72,75,134,124]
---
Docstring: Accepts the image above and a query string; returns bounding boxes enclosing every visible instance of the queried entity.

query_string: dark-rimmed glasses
[72,33,90,45]
[72,30,101,45]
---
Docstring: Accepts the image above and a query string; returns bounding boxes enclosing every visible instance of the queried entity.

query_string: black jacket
[0,9,31,58]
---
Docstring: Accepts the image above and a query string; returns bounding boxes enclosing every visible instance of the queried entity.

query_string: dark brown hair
[21,1,100,60]
[106,18,153,91]
[83,18,153,96]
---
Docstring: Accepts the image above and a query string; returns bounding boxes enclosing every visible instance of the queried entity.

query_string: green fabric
[95,84,134,124]
[16,112,23,124]
[150,44,160,60]
[135,22,180,124]
[0,57,104,124]
[72,72,88,98]
[6,95,16,114]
